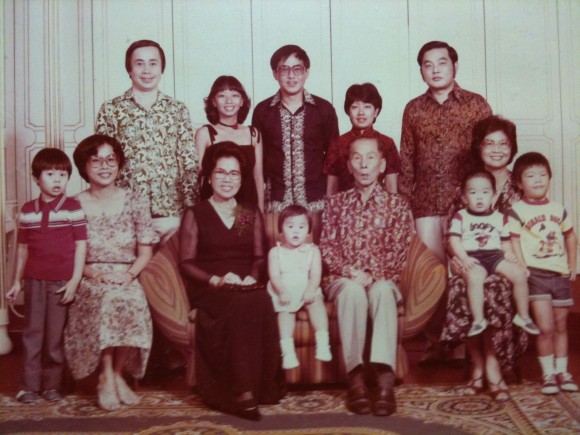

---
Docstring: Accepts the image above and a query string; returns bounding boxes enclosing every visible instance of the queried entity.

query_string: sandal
[462,376,485,395]
[488,378,511,402]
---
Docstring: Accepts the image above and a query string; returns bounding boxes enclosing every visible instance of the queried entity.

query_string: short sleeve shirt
[508,198,574,274]
[96,89,199,217]
[18,194,87,280]
[448,208,509,252]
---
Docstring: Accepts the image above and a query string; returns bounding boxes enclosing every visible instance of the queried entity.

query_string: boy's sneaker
[512,314,540,335]
[540,374,560,395]
[467,319,487,337]
[555,372,579,392]
[42,389,64,401]
[16,390,41,403]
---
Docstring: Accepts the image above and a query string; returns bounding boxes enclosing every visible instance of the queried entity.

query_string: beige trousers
[326,278,400,373]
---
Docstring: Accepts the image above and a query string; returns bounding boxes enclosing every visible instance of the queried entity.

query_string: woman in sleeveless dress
[179,142,283,421]
[195,76,264,211]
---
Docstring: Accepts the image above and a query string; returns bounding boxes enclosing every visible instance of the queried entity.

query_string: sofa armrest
[139,232,194,349]
[398,234,447,340]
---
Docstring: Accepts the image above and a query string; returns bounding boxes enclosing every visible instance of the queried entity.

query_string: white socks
[555,356,568,374]
[280,331,332,369]
[538,354,555,376]
[280,338,299,369]
[315,330,332,362]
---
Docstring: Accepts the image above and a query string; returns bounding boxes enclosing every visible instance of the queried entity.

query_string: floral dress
[64,191,159,380]
[440,174,528,372]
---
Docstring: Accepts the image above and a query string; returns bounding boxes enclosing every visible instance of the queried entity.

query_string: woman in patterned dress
[441,115,528,401]
[179,142,283,421]
[195,76,265,211]
[65,134,159,411]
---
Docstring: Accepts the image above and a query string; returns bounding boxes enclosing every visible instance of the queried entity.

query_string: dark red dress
[179,200,283,411]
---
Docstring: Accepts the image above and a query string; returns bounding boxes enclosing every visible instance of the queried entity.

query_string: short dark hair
[461,169,496,194]
[417,41,458,66]
[199,142,252,204]
[277,204,311,233]
[512,152,552,184]
[125,40,166,73]
[204,76,251,124]
[270,44,310,71]
[31,148,72,179]
[73,134,126,183]
[472,115,518,166]
[349,136,389,160]
[344,83,382,118]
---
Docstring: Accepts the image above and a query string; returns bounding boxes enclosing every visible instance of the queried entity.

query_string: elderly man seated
[320,136,414,417]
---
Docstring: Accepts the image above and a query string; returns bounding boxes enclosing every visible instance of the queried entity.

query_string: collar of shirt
[344,183,387,209]
[269,89,316,107]
[33,193,66,214]
[349,126,376,137]
[121,88,171,110]
[424,81,465,104]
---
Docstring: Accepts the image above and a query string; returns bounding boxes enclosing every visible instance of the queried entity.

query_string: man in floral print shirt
[320,137,414,417]
[96,40,198,243]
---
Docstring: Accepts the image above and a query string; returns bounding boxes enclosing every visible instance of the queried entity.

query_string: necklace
[218,121,239,130]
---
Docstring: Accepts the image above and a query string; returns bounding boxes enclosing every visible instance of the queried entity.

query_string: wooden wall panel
[251,0,332,107]
[173,0,253,128]
[330,0,409,143]
[407,0,487,100]
[92,0,174,109]
[485,0,563,200]
[557,0,580,265]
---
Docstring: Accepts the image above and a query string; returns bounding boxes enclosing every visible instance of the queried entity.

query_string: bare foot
[115,374,140,405]
[98,374,120,411]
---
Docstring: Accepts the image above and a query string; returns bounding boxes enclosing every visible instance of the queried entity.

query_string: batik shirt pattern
[96,89,199,217]
[320,184,414,287]
[398,83,492,218]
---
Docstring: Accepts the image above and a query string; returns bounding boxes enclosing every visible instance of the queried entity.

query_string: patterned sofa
[139,232,446,386]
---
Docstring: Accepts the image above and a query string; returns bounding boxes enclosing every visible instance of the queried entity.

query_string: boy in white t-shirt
[448,170,539,337]
[509,152,578,394]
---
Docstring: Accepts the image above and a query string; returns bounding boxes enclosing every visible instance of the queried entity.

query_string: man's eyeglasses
[213,169,241,180]
[277,65,306,77]
[88,155,119,169]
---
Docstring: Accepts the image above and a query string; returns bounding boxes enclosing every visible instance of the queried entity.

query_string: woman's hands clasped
[210,272,257,287]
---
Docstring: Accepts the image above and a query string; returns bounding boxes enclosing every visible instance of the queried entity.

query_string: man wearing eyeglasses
[252,44,339,243]
[96,40,199,244]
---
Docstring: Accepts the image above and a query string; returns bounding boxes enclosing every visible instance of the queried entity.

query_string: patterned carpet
[0,382,578,434]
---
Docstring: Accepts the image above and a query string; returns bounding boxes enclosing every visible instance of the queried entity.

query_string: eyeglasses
[213,169,241,180]
[276,65,306,77]
[88,155,118,169]
[482,140,511,151]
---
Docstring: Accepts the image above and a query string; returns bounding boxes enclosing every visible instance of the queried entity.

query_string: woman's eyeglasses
[213,169,241,181]
[88,155,119,169]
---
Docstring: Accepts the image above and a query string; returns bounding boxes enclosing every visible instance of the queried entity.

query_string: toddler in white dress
[267,205,331,369]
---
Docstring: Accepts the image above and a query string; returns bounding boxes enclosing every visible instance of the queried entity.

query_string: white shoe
[512,314,540,335]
